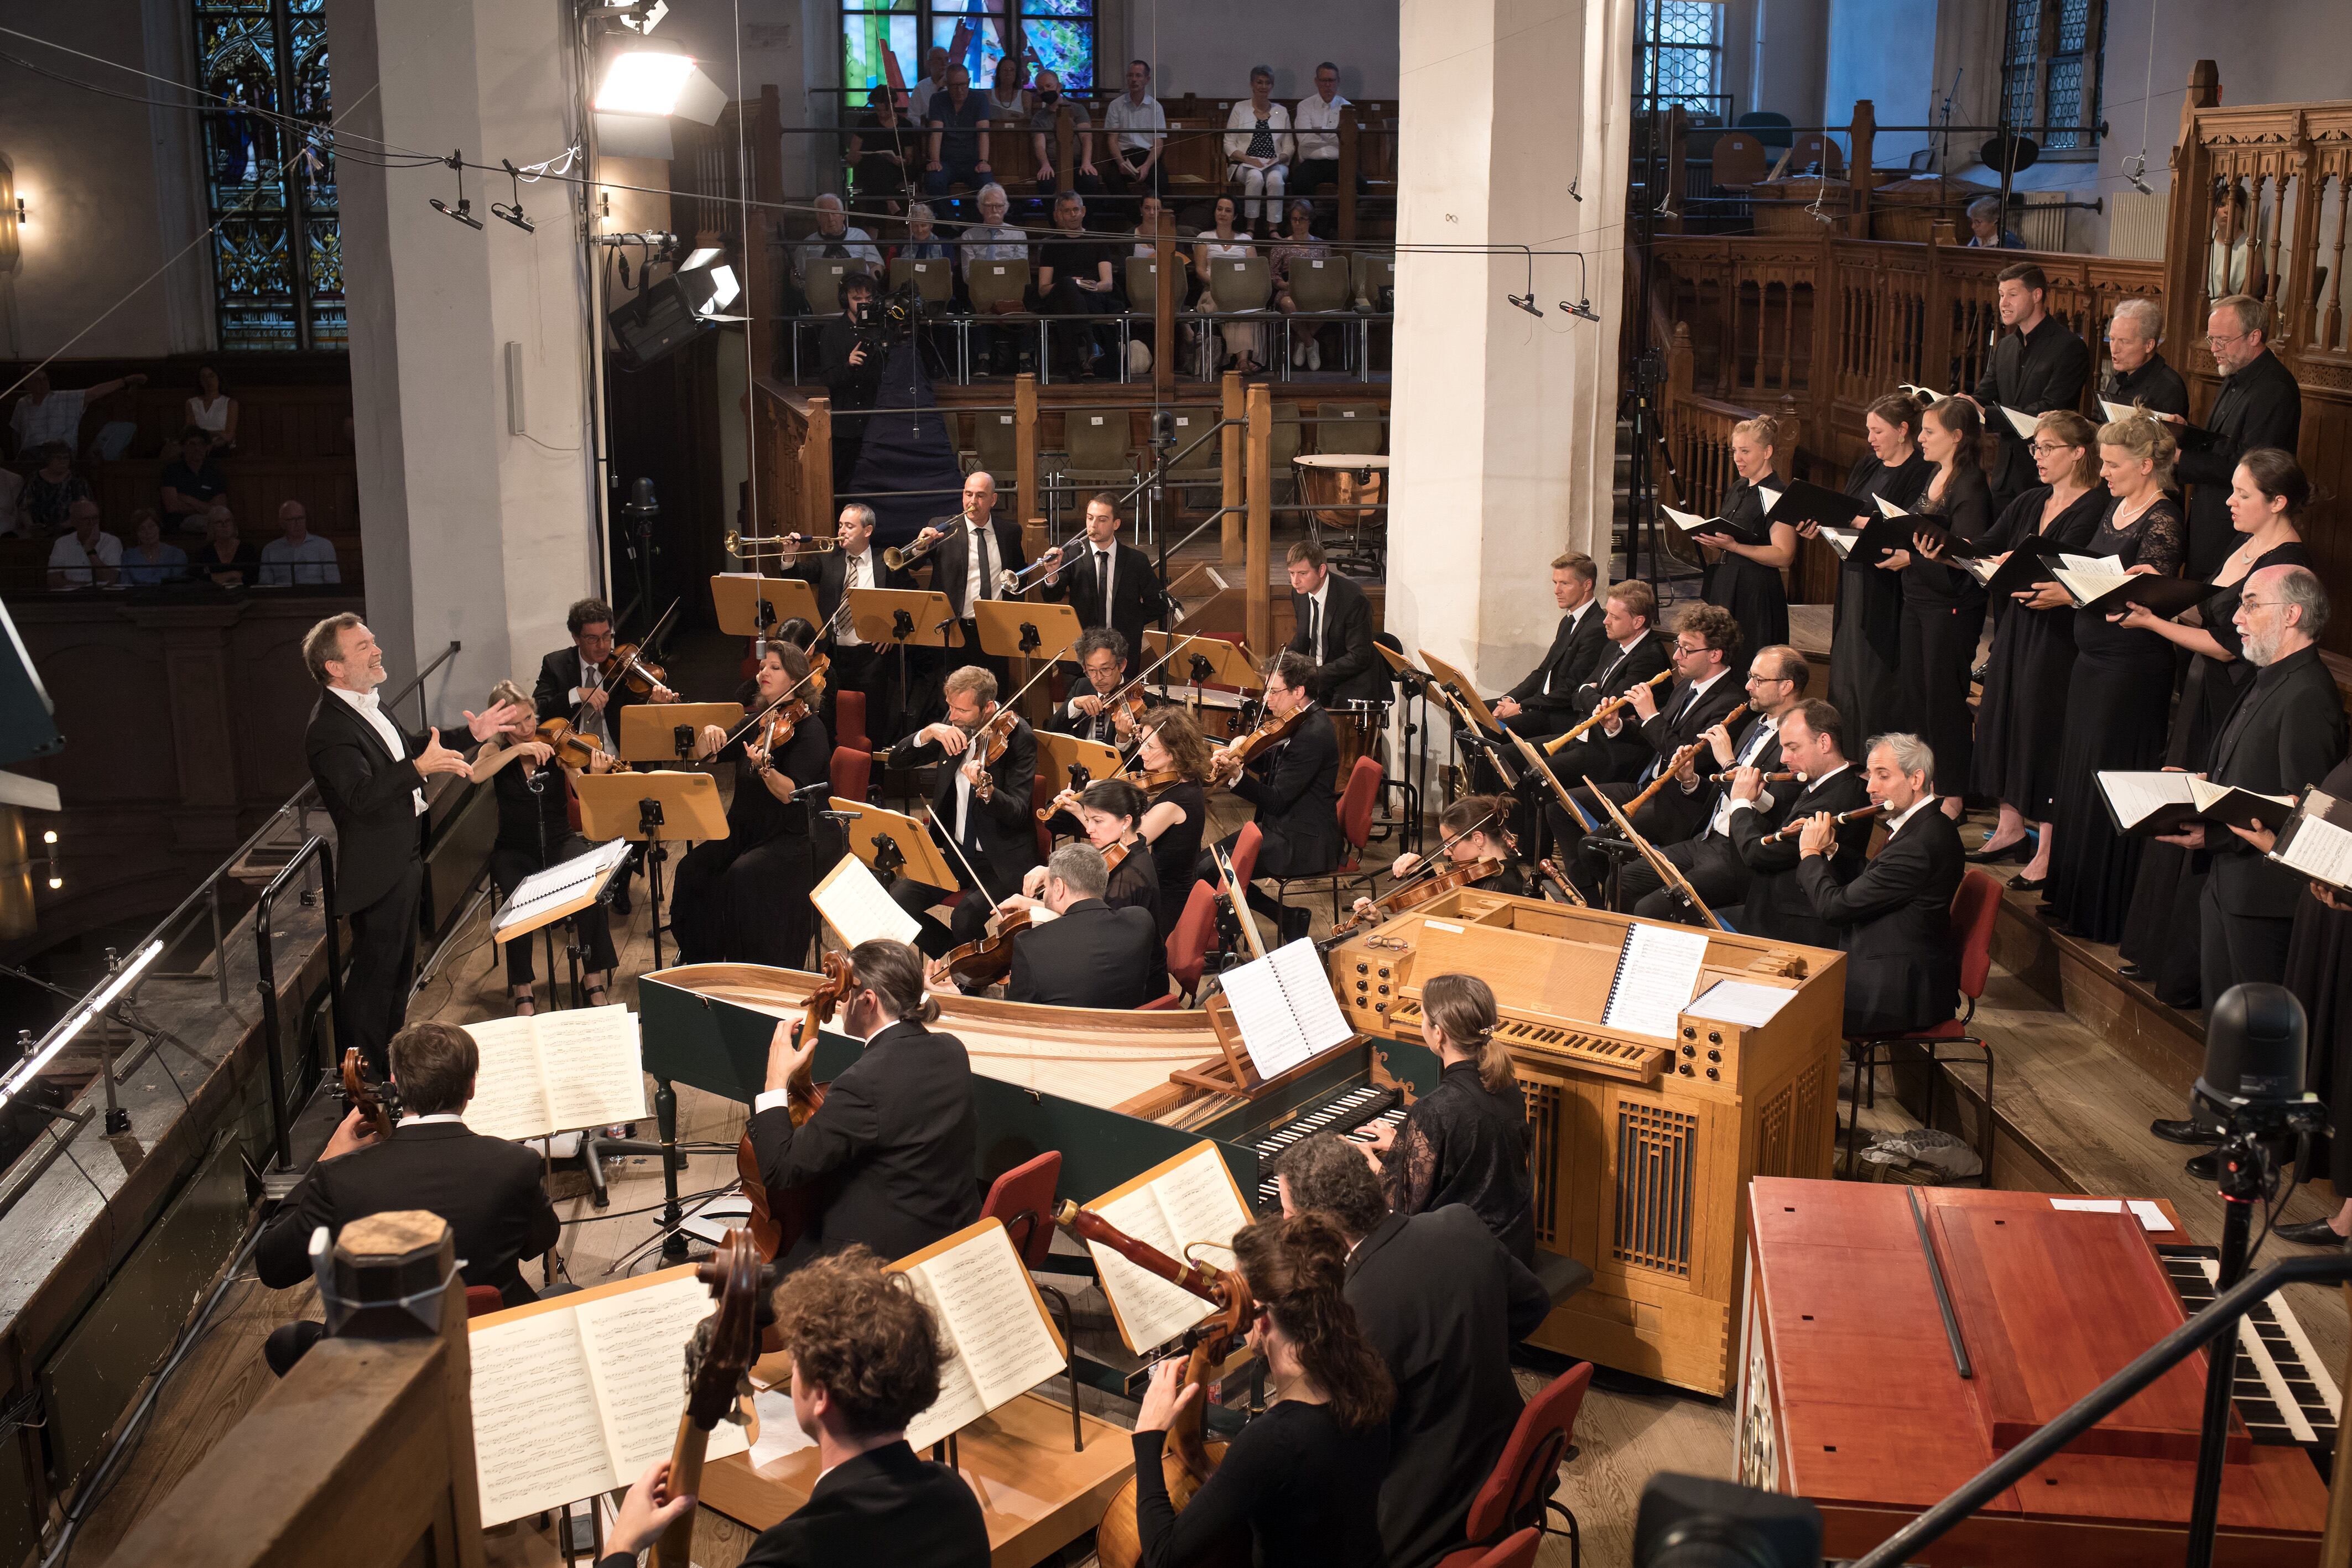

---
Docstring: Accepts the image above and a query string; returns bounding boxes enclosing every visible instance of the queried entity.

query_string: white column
[1385,0,1635,732]
[326,0,599,707]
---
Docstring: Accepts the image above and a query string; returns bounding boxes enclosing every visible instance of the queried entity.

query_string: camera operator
[818,272,884,485]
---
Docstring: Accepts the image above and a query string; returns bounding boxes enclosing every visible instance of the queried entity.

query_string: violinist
[1047,627,1141,746]
[943,842,1164,1008]
[1195,650,1339,945]
[1347,795,1522,927]
[750,938,980,1267]
[601,1249,988,1568]
[791,504,912,740]
[1038,492,1173,657]
[885,664,1043,954]
[1131,1213,1393,1568]
[1030,777,1162,928]
[471,679,617,1014]
[672,644,832,968]
[533,597,679,751]
[1131,706,1214,932]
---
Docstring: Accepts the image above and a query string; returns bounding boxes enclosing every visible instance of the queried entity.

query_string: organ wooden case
[1320,888,1845,1396]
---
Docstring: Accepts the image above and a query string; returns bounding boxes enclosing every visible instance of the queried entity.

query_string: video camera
[851,281,927,356]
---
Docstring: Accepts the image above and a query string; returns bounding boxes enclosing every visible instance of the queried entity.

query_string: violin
[1208,704,1303,782]
[339,1047,398,1142]
[738,952,851,1260]
[934,907,1035,989]
[596,640,669,700]
[654,1228,764,1568]
[535,717,616,772]
[1121,765,1185,795]
[756,699,810,754]
[804,649,831,699]
[1330,855,1505,937]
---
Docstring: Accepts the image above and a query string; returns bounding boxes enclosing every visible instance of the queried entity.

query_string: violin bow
[1339,803,1501,930]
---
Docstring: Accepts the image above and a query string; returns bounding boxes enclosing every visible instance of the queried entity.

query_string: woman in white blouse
[1223,66,1295,234]
[186,364,237,450]
[1194,196,1265,374]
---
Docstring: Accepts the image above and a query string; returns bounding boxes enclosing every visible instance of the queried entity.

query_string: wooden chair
[1709,131,1770,189]
[1841,867,2004,1181]
[1052,409,1137,515]
[1435,1361,1594,1568]
[1350,252,1395,310]
[965,257,1032,314]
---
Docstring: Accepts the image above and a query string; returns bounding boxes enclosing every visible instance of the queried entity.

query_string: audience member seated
[259,499,341,586]
[191,505,261,587]
[19,444,91,535]
[1271,199,1333,369]
[982,56,1031,122]
[119,509,188,586]
[600,1249,990,1567]
[794,194,883,308]
[922,65,993,217]
[254,1020,564,1374]
[159,428,230,532]
[1276,1133,1550,1568]
[1292,61,1350,211]
[1038,192,1117,379]
[844,85,915,217]
[1195,196,1265,374]
[1965,196,2024,250]
[45,499,121,591]
[959,183,1029,374]
[1224,66,1295,232]
[1029,69,1099,201]
[8,368,145,458]
[1102,58,1169,207]
[187,363,238,449]
[899,201,952,261]
[906,45,951,122]
[2209,184,2266,300]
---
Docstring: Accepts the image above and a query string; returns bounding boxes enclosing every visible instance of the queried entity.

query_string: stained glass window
[1637,1,1723,115]
[2002,0,2105,153]
[839,1,1096,103]
[194,0,342,351]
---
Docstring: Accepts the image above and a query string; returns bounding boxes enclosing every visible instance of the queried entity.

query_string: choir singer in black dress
[1807,394,1931,749]
[1131,1213,1393,1568]
[1965,410,2107,889]
[1900,397,1995,814]
[1796,733,1964,1036]
[2040,414,2187,943]
[1695,415,1797,664]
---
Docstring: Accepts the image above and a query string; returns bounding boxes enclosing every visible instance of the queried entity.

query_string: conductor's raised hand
[1797,811,1835,858]
[465,699,528,742]
[1134,1357,1203,1435]
[608,1459,696,1555]
[415,727,472,778]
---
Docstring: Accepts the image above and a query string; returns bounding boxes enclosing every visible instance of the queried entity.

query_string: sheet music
[1152,1147,1252,1278]
[811,852,923,948]
[748,1387,818,1468]
[1873,495,1910,519]
[1087,1182,1219,1351]
[1755,485,1782,515]
[912,1226,1064,1406]
[575,1276,750,1478]
[1898,383,1945,404]
[1819,527,1859,559]
[1686,980,1797,1028]
[2054,564,2133,607]
[495,838,633,941]
[2056,552,2106,574]
[1601,923,1710,1038]
[1269,938,1352,1055]
[1217,956,1308,1078]
[535,1006,649,1134]
[2000,404,2040,440]
[462,1015,555,1143]
[899,1266,990,1451]
[2186,777,2295,819]
[2273,799,2352,889]
[469,1311,616,1525]
[2096,770,2195,830]
[2100,398,2137,424]
[1660,504,1719,532]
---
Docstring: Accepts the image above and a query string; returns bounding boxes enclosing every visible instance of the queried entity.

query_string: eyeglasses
[2028,441,2075,455]
[2208,330,2250,346]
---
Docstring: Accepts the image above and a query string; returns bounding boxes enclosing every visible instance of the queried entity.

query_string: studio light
[0,940,160,1116]
[595,41,726,125]
[680,246,721,270]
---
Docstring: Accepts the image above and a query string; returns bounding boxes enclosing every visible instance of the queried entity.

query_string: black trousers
[490,841,618,986]
[1899,599,1986,798]
[1623,835,1749,924]
[889,872,1004,956]
[672,834,816,968]
[1042,278,1117,376]
[344,861,422,1075]
[2199,887,2295,1013]
[1195,826,1327,930]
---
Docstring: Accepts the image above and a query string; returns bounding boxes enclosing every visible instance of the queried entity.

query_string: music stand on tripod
[618,703,743,769]
[574,772,728,974]
[845,586,960,757]
[971,600,1083,727]
[710,574,819,645]
[824,800,963,898]
[492,837,633,1013]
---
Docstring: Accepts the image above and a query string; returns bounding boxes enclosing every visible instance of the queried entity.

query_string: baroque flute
[1544,669,1676,753]
[1704,768,1798,784]
[1761,800,1887,844]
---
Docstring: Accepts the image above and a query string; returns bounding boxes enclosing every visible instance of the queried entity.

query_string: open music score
[2098,770,2297,837]
[493,838,633,950]
[810,851,923,949]
[1080,1143,1256,1353]
[889,1218,1070,1453]
[460,1005,648,1142]
[1600,923,1711,1038]
[467,1266,750,1527]
[2272,789,2352,892]
[1217,939,1355,1078]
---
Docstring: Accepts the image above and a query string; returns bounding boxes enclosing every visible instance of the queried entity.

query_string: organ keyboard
[1246,1083,1406,1210]
[2160,1246,2341,1470]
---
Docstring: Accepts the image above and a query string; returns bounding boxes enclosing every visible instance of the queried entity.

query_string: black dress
[1971,485,2110,815]
[1703,478,1789,664]
[1897,463,1994,795]
[1381,1060,1536,1264]
[672,715,832,968]
[2286,760,2352,1189]
[2041,494,2187,944]
[487,757,618,987]
[1831,451,1933,749]
[2117,538,2318,1004]
[1146,780,1209,932]
[1132,1400,1391,1568]
[1106,838,1166,935]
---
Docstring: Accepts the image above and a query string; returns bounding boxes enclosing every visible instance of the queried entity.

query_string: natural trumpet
[725,529,835,557]
[883,529,943,571]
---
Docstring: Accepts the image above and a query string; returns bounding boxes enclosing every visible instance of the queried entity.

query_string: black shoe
[1278,905,1312,944]
[2184,1150,2220,1180]
[1965,832,2035,864]
[2007,873,2047,892]
[611,889,633,917]
[2119,962,2147,979]
[2277,1217,2350,1247]
[2150,1117,2224,1147]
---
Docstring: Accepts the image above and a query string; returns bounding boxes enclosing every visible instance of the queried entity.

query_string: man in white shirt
[794,194,884,308]
[1102,58,1168,207]
[791,503,908,739]
[918,470,1026,690]
[906,46,952,123]
[45,500,121,591]
[957,183,1029,374]
[257,500,341,586]
[9,369,145,458]
[1292,60,1351,209]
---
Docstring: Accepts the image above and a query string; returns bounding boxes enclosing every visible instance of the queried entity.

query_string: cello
[736,950,851,1260]
[653,1227,764,1568]
[339,1047,399,1142]
[1055,1201,1253,1568]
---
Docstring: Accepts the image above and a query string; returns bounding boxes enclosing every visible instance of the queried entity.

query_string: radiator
[2018,191,2072,252]
[2108,189,2168,260]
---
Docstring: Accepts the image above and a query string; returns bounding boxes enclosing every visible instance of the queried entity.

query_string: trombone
[725,529,836,558]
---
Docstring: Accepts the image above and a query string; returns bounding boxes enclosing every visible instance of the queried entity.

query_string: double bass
[1055,1201,1253,1568]
[737,950,851,1260]
[653,1227,764,1568]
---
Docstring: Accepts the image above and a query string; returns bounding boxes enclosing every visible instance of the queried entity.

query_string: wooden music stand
[1418,649,1503,733]
[1144,629,1259,691]
[1033,731,1123,800]
[575,772,729,971]
[710,574,819,638]
[1579,773,1727,931]
[1169,993,1368,1100]
[827,799,961,894]
[617,702,743,766]
[845,586,961,650]
[974,600,1084,727]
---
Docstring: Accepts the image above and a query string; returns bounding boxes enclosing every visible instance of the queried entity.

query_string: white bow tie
[353,690,381,712]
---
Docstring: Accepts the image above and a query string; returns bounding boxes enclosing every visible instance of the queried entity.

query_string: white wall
[1121,0,1399,101]
[1822,0,1937,166]
[1729,0,1829,126]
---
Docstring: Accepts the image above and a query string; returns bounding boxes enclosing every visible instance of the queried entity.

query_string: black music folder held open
[2048,558,2218,620]
[1660,500,1773,547]
[2098,772,2298,837]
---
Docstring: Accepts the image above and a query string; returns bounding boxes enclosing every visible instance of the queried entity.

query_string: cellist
[1346,795,1524,928]
[747,939,979,1269]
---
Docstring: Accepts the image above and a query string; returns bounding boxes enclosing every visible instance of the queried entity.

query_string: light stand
[637,797,670,972]
[618,477,662,635]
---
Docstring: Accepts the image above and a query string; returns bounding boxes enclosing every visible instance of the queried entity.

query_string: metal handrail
[252,837,342,1171]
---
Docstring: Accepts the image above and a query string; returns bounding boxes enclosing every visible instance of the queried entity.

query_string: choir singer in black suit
[303,615,521,1074]
[959,842,1165,1007]
[1038,492,1173,658]
[1285,539,1386,706]
[790,504,913,743]
[750,939,982,1268]
[1491,551,1605,740]
[1796,732,1964,1036]
[1969,262,2092,509]
[1274,1134,1554,1568]
[914,470,1028,691]
[885,664,1044,954]
[1729,700,1874,948]
[602,1248,990,1568]
[2101,296,2189,418]
[257,1021,563,1373]
[1198,651,1339,943]
[2171,294,2303,576]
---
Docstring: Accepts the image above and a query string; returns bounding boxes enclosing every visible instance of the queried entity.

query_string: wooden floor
[76,780,2350,1568]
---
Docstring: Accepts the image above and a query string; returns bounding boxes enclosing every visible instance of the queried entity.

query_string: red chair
[465,1285,506,1318]
[979,1151,1085,1449]
[1136,993,1178,1010]
[1271,756,1385,921]
[1226,821,1263,888]
[1842,867,2003,1181]
[829,744,872,805]
[833,689,868,754]
[1167,881,1219,1000]
[1438,1528,1541,1568]
[1438,1361,1592,1568]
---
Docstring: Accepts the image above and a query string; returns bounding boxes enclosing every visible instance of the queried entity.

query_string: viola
[596,640,669,700]
[757,699,810,754]
[1120,765,1186,795]
[654,1228,764,1568]
[339,1047,398,1143]
[934,907,1035,989]
[1329,855,1505,937]
[1208,704,1303,782]
[738,952,851,1260]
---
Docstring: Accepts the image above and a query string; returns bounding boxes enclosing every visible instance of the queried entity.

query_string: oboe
[1761,801,1887,844]
[1703,768,1798,785]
